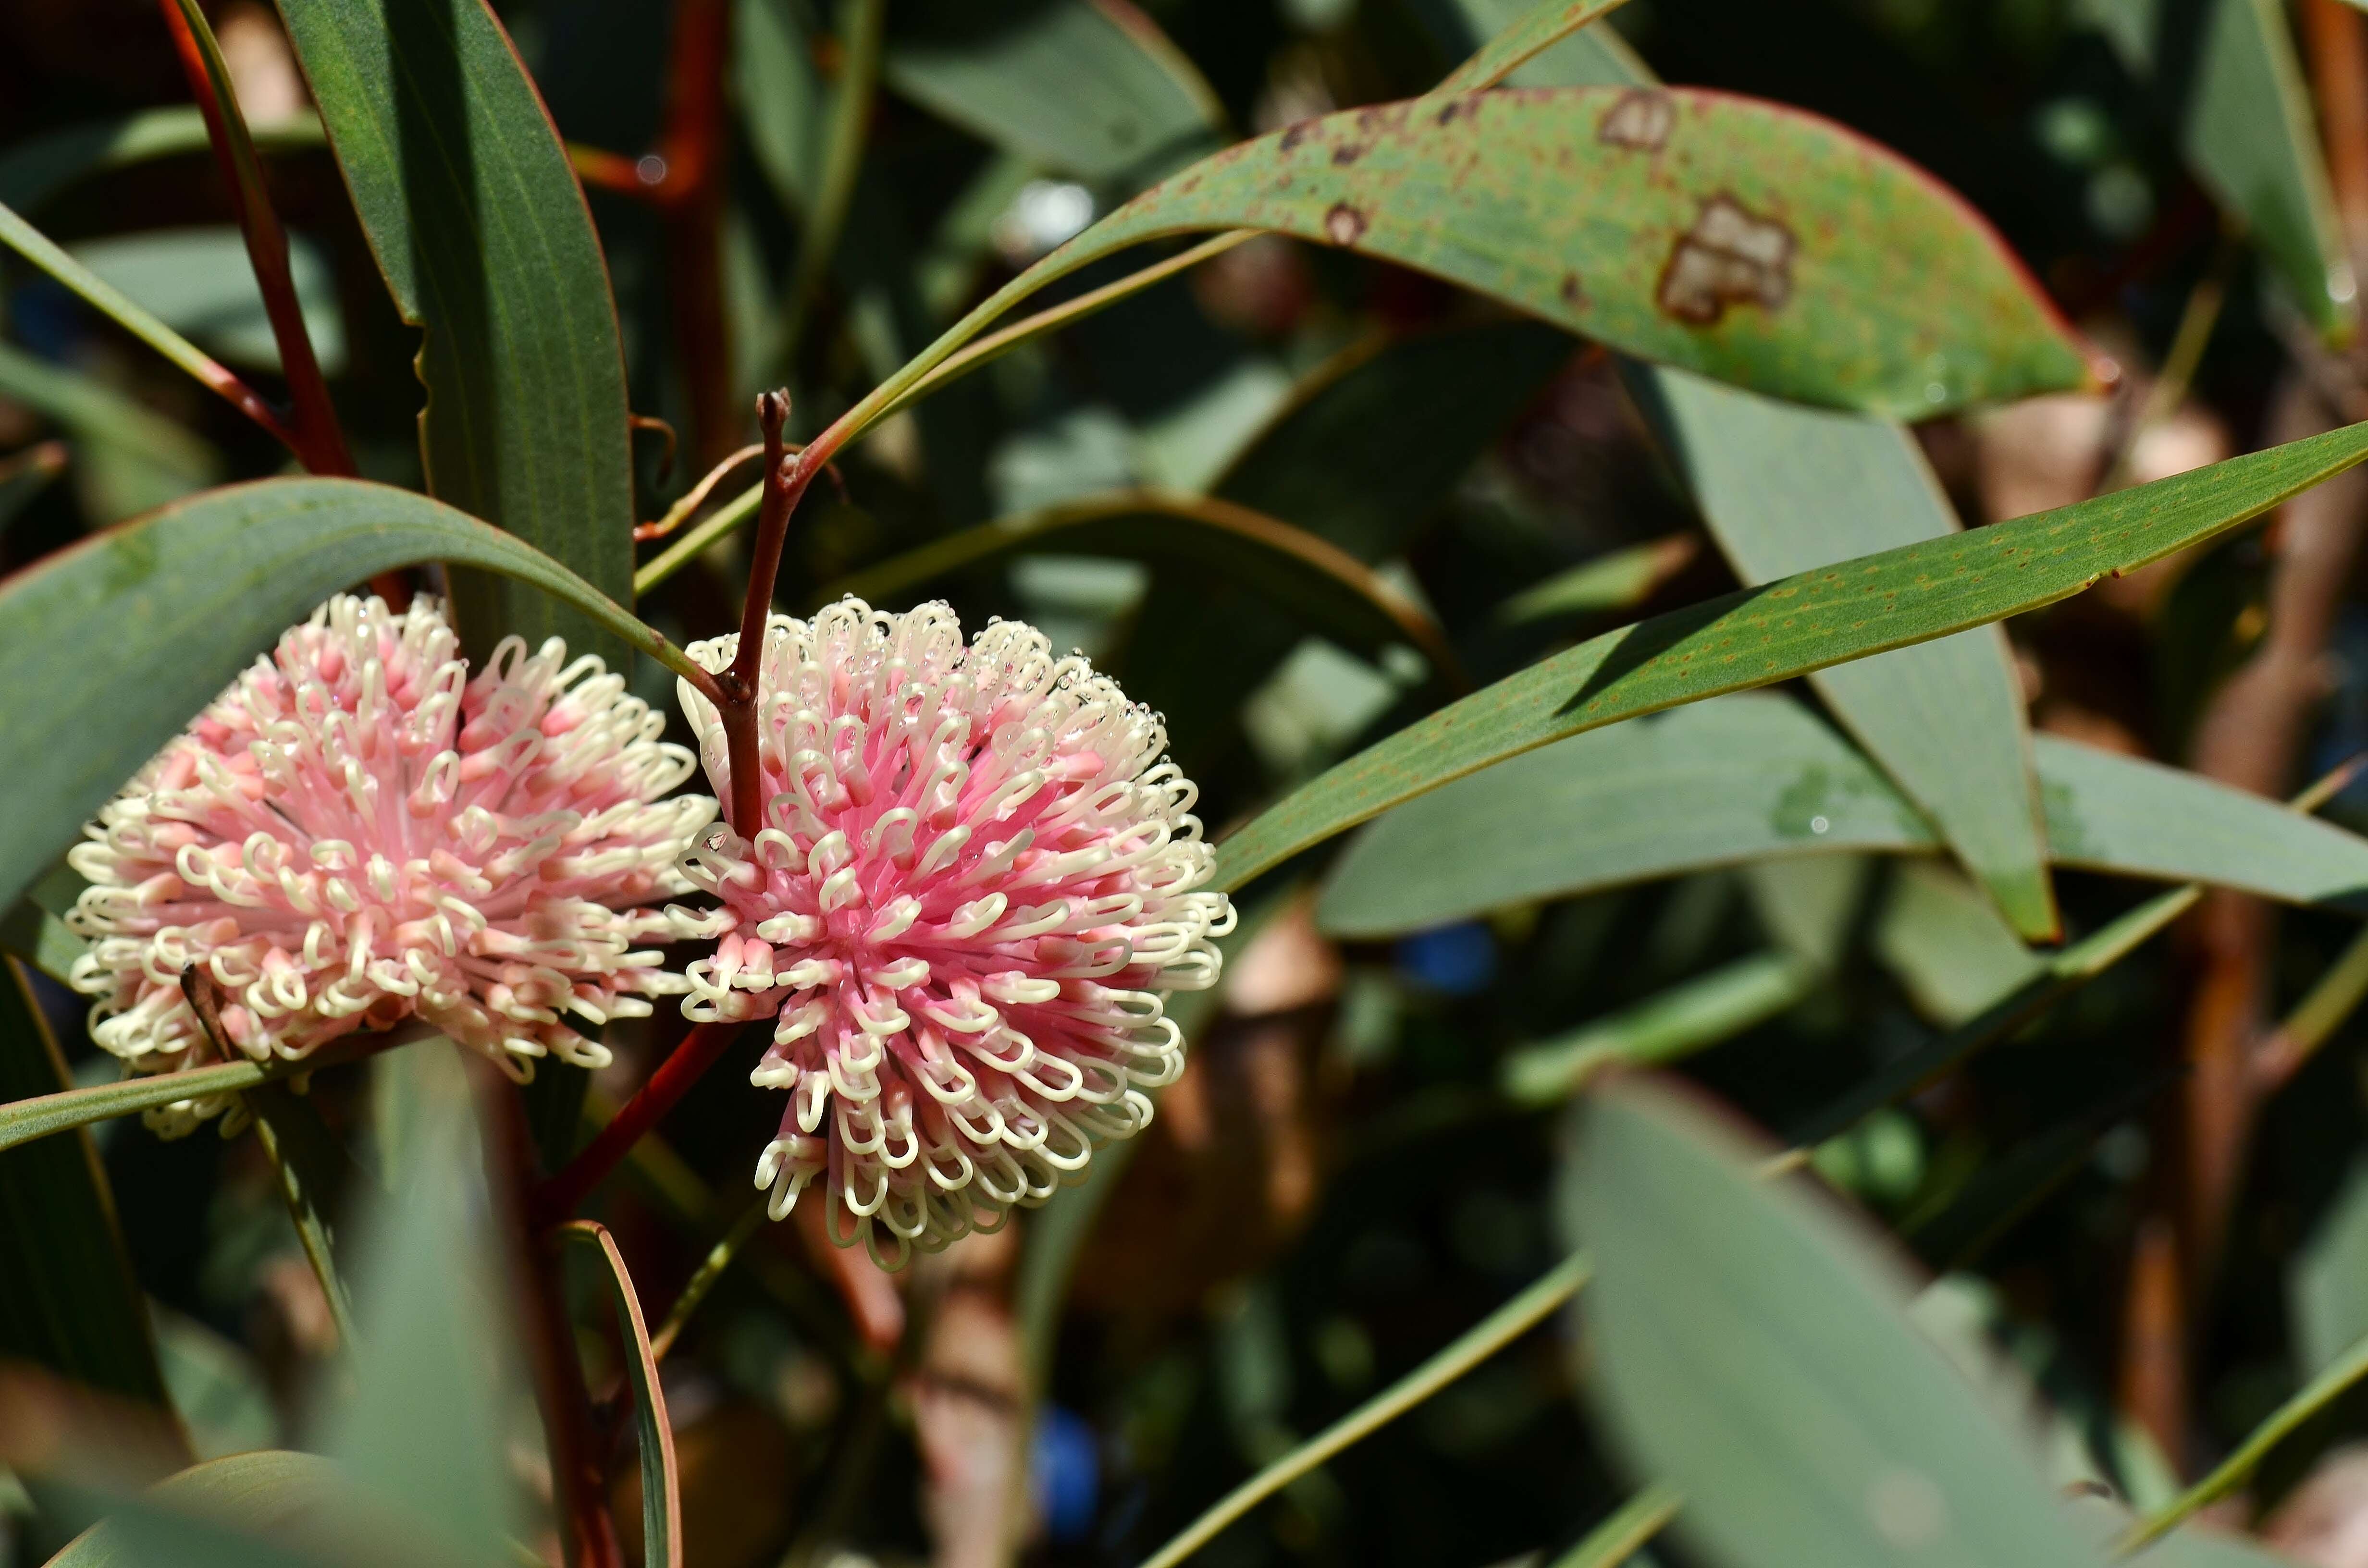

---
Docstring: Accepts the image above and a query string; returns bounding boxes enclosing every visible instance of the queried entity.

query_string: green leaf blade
[1219,417,2368,894]
[1047,86,2097,417]
[0,957,176,1415]
[273,0,636,661]
[1565,1078,2105,1568]
[0,477,695,915]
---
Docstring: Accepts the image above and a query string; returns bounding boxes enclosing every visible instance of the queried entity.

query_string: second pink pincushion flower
[673,598,1234,1265]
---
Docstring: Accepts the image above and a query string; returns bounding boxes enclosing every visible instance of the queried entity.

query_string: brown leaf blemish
[1324,202,1368,246]
[1332,141,1366,166]
[1599,89,1676,151]
[1559,270,1586,310]
[1656,195,1795,324]
[1280,120,1314,152]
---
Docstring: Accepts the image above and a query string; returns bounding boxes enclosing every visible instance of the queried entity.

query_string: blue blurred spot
[1031,1404,1099,1543]
[1394,921,1497,995]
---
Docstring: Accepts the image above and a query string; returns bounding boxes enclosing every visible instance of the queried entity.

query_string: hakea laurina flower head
[671,598,1233,1267]
[66,593,717,1135]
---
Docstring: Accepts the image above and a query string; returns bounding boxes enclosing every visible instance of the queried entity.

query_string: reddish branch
[568,0,736,462]
[476,1060,626,1568]
[533,389,841,1233]
[531,1020,747,1228]
[155,0,355,479]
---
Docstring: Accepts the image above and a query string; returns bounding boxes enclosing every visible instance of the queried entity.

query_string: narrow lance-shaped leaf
[0,956,179,1417]
[1563,1078,2106,1568]
[0,477,706,915]
[2086,0,2356,341]
[884,0,1227,184]
[1213,417,2368,893]
[560,1223,681,1568]
[272,0,636,664]
[1315,694,2368,933]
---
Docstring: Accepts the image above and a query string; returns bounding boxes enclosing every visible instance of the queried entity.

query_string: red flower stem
[156,0,357,480]
[472,1057,624,1568]
[719,392,826,835]
[531,1020,746,1228]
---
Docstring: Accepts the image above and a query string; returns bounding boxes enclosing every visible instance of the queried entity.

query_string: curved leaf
[42,1452,351,1568]
[821,489,1456,675]
[0,204,299,446]
[966,86,2096,418]
[2088,0,2355,340]
[1563,1079,2102,1568]
[1319,696,1930,933]
[274,0,635,662]
[1317,694,2368,933]
[0,958,173,1412]
[0,108,327,215]
[559,1222,681,1568]
[885,0,1227,184]
[1433,0,1635,94]
[1217,417,2368,894]
[0,477,703,915]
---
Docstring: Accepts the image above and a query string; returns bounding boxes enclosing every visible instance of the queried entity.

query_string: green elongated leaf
[0,1035,394,1156]
[0,897,88,986]
[822,489,1455,674]
[734,0,828,214]
[1503,950,1824,1106]
[1633,367,2058,938]
[1498,537,1699,625]
[2086,0,2355,340]
[70,228,345,376]
[0,477,702,917]
[0,205,297,441]
[1548,1485,1682,1568]
[1137,1253,1591,1568]
[0,341,220,521]
[246,1085,360,1351]
[317,1043,511,1562]
[884,0,1226,184]
[970,86,2093,419]
[41,1451,344,1568]
[2034,735,2368,896]
[1563,1078,2104,1568]
[0,957,174,1412]
[1315,693,2368,932]
[1219,417,2368,895]
[0,108,326,214]
[273,0,635,665]
[1319,695,1931,933]
[559,1222,681,1568]
[2294,1153,2368,1377]
[1434,0,1634,94]
[1873,861,2046,1027]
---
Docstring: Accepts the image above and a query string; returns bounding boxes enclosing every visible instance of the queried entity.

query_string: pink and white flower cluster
[670,600,1233,1265]
[66,594,714,1134]
[68,590,1229,1265]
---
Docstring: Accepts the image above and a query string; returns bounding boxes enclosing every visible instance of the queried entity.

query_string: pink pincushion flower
[672,599,1233,1266]
[67,594,716,1134]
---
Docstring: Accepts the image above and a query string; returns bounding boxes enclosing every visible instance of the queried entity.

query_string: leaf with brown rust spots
[997,85,2099,418]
